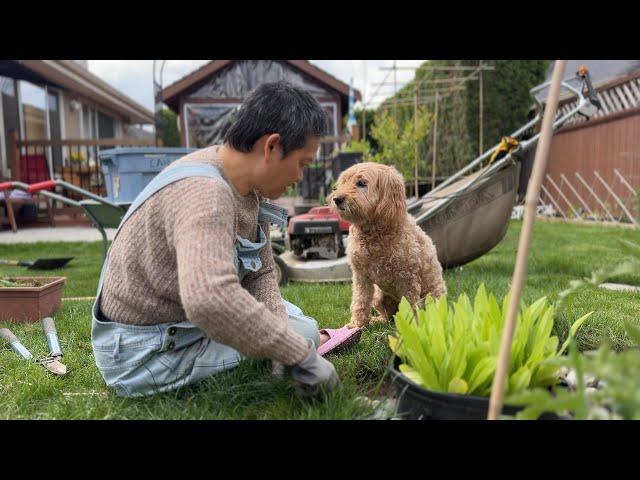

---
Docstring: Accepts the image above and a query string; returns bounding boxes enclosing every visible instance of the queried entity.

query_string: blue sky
[88,60,427,113]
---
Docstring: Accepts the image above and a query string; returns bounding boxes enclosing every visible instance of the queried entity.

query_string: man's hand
[288,340,339,396]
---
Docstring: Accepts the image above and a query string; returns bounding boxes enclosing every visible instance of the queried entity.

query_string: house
[160,60,361,153]
[0,60,154,185]
[541,60,640,222]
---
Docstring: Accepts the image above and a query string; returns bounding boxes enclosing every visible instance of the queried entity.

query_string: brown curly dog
[328,162,447,329]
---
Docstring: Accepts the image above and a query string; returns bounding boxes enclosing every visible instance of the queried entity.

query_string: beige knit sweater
[99,146,310,366]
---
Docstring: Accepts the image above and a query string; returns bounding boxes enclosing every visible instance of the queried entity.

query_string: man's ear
[263,133,282,163]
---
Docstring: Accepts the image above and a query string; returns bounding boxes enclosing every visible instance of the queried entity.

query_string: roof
[11,60,154,124]
[161,60,362,112]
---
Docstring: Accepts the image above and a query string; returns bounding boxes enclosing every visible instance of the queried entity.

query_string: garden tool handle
[0,259,27,267]
[27,180,57,194]
[578,65,602,110]
[0,328,34,360]
[42,317,63,357]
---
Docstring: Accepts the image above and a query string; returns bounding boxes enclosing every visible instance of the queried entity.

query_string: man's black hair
[223,81,329,157]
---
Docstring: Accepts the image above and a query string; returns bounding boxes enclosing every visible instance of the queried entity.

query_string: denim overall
[91,164,319,397]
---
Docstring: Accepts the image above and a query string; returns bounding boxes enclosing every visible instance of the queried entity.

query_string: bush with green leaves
[389,284,591,397]
[339,139,372,157]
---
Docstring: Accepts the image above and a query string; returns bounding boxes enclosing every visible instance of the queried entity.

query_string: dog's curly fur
[328,162,447,329]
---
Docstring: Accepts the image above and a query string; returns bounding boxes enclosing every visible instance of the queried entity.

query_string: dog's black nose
[333,196,344,206]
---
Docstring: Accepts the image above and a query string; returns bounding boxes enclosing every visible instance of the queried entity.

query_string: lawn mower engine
[287,206,350,260]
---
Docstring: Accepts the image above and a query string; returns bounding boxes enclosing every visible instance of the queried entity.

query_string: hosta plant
[389,284,591,397]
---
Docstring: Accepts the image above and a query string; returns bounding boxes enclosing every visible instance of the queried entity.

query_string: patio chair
[0,153,55,232]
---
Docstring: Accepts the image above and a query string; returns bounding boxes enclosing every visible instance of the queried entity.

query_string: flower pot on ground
[0,277,66,323]
[390,355,527,420]
[388,284,591,420]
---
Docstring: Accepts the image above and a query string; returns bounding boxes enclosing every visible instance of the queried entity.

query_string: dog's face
[328,162,406,226]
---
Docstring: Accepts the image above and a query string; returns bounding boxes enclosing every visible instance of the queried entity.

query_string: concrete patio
[0,226,116,243]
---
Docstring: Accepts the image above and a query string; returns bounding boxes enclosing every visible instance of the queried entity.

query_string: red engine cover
[288,206,351,234]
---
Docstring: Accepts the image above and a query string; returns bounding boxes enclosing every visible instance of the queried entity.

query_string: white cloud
[88,60,427,112]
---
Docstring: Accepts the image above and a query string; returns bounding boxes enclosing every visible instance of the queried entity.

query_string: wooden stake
[479,60,484,155]
[431,91,439,190]
[414,89,419,198]
[487,60,567,420]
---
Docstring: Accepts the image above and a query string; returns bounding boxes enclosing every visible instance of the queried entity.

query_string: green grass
[0,220,638,419]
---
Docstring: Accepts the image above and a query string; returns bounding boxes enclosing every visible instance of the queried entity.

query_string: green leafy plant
[506,239,640,420]
[339,139,371,157]
[369,107,431,181]
[506,320,640,420]
[389,284,591,397]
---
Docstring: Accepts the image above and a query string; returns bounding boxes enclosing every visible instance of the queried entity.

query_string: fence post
[8,129,19,181]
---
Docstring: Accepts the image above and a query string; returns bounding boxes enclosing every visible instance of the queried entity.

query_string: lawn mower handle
[27,180,57,194]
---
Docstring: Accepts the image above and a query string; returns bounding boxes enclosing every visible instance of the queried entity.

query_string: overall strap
[117,163,227,237]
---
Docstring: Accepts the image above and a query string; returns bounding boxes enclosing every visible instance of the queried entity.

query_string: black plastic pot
[390,356,559,420]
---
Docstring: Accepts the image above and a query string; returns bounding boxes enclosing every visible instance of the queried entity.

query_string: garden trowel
[0,257,74,270]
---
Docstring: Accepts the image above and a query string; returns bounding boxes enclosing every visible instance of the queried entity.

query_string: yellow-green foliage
[389,284,591,397]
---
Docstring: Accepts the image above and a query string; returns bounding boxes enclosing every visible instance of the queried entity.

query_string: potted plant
[388,284,591,420]
[0,276,66,323]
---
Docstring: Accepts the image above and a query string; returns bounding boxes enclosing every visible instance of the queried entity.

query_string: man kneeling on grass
[91,81,361,398]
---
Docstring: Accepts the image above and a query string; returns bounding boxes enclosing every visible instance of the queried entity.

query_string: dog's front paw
[370,315,390,324]
[346,319,367,329]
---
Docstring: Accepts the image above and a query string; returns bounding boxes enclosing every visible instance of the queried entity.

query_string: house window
[1,76,19,176]
[19,80,47,140]
[184,103,240,148]
[82,105,96,139]
[98,111,115,138]
[0,76,15,96]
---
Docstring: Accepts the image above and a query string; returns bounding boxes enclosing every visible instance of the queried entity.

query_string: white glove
[288,340,339,396]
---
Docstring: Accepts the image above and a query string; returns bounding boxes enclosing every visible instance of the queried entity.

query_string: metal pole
[487,60,567,420]
[594,170,638,225]
[575,172,616,222]
[362,60,367,141]
[393,60,397,120]
[560,173,596,219]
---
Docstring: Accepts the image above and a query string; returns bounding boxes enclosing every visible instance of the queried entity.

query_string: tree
[375,60,474,180]
[463,60,551,153]
[156,109,181,147]
[369,106,432,190]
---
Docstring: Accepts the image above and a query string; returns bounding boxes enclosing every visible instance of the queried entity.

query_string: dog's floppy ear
[374,166,406,223]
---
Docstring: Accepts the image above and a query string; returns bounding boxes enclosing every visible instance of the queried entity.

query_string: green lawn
[0,220,638,419]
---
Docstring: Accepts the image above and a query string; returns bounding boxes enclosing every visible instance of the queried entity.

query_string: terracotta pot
[0,276,66,323]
